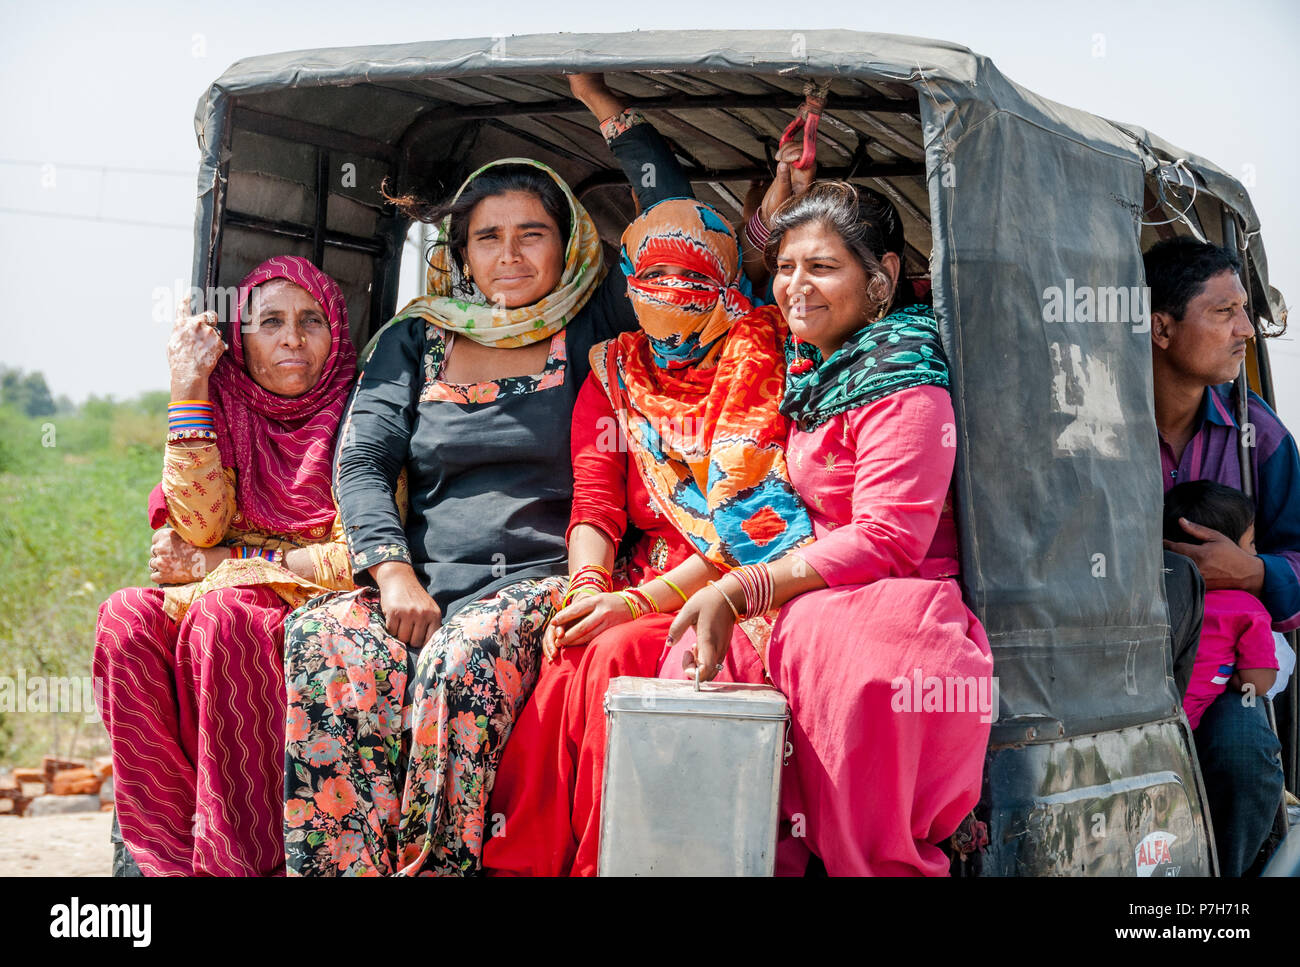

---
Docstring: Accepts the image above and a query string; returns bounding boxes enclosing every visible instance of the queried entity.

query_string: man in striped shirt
[1147,236,1300,876]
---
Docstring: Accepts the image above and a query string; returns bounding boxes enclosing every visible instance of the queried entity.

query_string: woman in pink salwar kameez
[94,256,356,876]
[665,183,993,876]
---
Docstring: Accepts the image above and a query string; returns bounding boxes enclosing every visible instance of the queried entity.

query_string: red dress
[483,373,719,876]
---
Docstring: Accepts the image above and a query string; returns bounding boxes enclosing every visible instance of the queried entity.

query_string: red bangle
[625,586,659,615]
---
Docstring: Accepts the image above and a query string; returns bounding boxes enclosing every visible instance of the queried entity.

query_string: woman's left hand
[759,141,818,225]
[149,528,224,585]
[543,592,634,660]
[666,584,736,684]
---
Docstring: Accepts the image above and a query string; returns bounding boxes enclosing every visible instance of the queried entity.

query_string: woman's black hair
[1163,480,1255,545]
[762,181,912,316]
[383,164,571,297]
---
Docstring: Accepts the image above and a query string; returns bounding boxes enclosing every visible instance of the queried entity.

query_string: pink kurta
[662,384,993,875]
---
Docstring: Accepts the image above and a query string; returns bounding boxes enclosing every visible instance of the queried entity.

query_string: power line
[0,158,192,178]
[0,158,195,230]
[0,207,190,231]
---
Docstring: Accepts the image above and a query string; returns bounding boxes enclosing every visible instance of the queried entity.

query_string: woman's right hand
[149,527,222,585]
[542,592,633,660]
[371,561,442,648]
[167,296,226,399]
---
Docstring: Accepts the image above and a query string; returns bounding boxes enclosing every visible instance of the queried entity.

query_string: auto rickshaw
[115,28,1296,876]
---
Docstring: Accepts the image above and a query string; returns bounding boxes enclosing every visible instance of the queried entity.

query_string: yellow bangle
[707,580,742,621]
[562,586,601,608]
[615,590,643,620]
[658,577,688,604]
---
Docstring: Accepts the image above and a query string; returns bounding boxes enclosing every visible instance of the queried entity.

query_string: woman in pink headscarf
[94,256,357,876]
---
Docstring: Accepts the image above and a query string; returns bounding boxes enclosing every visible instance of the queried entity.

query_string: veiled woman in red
[94,256,356,876]
[484,199,812,876]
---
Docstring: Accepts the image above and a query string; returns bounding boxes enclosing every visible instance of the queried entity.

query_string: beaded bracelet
[167,428,217,444]
[731,563,774,618]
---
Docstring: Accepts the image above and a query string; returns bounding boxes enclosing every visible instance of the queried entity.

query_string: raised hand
[760,141,818,224]
[565,73,625,125]
[167,296,225,400]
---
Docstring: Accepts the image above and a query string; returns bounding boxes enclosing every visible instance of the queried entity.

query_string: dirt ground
[0,811,113,877]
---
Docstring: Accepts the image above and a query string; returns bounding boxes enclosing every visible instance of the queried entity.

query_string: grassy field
[0,396,166,767]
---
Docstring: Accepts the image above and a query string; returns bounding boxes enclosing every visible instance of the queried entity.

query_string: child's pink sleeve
[1236,607,1280,670]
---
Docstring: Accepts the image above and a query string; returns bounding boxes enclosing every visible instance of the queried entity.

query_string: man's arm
[1254,429,1300,631]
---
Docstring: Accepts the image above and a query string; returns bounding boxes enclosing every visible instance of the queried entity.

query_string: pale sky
[2,0,1297,416]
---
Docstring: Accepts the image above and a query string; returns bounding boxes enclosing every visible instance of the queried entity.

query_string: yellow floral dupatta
[369,158,606,357]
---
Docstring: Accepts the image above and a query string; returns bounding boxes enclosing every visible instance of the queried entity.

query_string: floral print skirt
[282,576,565,876]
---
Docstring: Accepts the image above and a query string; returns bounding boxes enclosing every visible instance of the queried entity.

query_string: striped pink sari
[95,586,291,876]
[95,256,355,876]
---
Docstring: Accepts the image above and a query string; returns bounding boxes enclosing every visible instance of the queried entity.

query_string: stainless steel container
[598,676,788,876]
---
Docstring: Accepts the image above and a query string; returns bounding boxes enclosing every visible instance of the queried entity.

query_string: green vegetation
[0,379,167,766]
[0,365,59,419]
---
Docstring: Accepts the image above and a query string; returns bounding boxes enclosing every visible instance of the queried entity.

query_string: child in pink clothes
[1164,481,1277,729]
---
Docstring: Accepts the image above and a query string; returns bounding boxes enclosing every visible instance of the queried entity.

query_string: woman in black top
[281,75,693,875]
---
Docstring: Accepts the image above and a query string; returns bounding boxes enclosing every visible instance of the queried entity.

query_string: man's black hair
[1143,237,1242,320]
[1163,480,1255,545]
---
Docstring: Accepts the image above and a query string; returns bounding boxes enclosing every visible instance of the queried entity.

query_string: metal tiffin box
[597,676,789,876]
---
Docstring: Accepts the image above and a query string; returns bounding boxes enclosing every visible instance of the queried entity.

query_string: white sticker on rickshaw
[1135,830,1179,877]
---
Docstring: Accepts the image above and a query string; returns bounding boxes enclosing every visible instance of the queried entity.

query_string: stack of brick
[0,755,114,817]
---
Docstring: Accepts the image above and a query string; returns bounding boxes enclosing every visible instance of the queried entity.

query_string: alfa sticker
[1135,830,1178,877]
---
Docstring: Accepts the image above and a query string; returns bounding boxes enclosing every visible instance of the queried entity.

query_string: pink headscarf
[150,256,357,538]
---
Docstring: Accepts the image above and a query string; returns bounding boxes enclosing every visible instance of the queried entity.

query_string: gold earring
[463,264,472,280]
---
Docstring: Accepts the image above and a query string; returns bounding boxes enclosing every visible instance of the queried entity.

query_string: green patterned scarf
[781,303,950,431]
